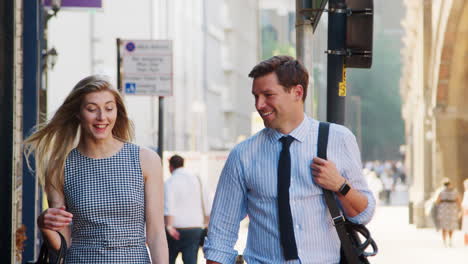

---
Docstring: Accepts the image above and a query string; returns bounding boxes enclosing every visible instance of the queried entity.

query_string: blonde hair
[23,75,134,193]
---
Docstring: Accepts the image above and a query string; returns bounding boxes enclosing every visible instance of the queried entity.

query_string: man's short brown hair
[169,154,184,169]
[248,56,309,101]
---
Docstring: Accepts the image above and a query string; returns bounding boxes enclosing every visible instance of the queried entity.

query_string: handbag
[317,122,378,264]
[36,231,67,264]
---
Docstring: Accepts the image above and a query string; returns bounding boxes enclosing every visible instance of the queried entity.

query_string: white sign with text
[120,39,173,96]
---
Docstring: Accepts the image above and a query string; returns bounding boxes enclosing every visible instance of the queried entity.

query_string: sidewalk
[368,205,467,264]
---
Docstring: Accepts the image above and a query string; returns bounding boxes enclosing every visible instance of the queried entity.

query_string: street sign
[345,0,373,68]
[118,39,173,96]
[44,0,102,8]
[299,0,329,32]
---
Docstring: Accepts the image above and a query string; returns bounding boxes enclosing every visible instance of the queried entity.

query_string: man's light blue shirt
[204,116,376,264]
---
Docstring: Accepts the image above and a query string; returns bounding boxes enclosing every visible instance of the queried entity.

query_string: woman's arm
[38,186,73,250]
[140,147,168,264]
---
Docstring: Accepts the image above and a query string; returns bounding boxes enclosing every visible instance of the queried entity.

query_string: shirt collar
[172,167,187,175]
[265,114,313,143]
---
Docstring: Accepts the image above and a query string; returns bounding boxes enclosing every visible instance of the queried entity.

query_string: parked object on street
[24,75,168,263]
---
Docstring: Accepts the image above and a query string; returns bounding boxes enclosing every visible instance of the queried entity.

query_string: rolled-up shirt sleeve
[340,129,376,225]
[203,147,247,264]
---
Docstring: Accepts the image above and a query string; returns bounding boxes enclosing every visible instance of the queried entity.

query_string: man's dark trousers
[167,228,204,264]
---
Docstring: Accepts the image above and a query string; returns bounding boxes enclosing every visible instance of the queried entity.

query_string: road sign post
[117,39,173,158]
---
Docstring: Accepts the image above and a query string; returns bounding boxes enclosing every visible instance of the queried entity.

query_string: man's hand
[311,157,346,192]
[166,226,180,240]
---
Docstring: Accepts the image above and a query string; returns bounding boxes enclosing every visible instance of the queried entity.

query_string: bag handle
[317,122,361,264]
[37,231,67,264]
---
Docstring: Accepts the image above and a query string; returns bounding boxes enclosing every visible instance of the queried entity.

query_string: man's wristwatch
[337,180,351,196]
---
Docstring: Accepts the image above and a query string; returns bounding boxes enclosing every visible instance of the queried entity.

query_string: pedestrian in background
[24,75,168,263]
[380,169,394,205]
[165,154,210,264]
[204,56,375,263]
[436,178,461,247]
[462,178,468,246]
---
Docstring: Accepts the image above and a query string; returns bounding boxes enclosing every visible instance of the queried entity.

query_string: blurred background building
[400,0,468,227]
[47,0,259,152]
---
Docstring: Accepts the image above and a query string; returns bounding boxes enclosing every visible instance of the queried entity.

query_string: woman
[436,178,461,247]
[462,179,468,246]
[24,75,168,263]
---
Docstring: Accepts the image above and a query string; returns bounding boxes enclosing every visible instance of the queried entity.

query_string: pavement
[367,205,467,264]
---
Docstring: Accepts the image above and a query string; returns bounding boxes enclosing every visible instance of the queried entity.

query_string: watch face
[340,183,351,196]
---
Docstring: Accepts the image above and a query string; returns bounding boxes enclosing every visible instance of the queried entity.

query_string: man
[204,56,375,264]
[165,154,210,264]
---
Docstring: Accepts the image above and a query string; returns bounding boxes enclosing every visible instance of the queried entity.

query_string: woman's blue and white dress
[64,142,150,263]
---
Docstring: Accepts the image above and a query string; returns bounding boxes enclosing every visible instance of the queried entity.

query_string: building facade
[400,0,468,227]
[47,0,259,152]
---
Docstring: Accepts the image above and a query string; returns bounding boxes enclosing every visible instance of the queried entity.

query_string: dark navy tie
[278,136,298,260]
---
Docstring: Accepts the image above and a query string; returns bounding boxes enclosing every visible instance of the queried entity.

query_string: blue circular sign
[126,42,135,52]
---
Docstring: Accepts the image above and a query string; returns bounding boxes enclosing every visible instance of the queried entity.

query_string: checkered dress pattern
[64,143,150,263]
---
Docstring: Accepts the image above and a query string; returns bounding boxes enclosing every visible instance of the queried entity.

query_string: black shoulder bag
[317,122,378,264]
[35,231,67,264]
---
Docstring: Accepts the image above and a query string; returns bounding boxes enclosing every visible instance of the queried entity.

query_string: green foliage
[272,44,296,57]
[347,32,405,161]
[261,26,296,59]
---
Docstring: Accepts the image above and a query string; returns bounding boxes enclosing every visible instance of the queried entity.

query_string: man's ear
[293,85,304,101]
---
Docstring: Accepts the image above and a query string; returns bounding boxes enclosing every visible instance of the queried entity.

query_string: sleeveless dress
[437,187,459,231]
[64,143,150,263]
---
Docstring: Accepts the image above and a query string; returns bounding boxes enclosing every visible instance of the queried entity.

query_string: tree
[347,31,405,161]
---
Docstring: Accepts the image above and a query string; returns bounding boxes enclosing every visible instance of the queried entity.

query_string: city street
[189,204,467,263]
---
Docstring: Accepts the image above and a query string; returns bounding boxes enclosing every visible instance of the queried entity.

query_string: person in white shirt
[165,155,210,264]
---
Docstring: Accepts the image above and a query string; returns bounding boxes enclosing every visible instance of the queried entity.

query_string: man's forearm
[337,187,369,217]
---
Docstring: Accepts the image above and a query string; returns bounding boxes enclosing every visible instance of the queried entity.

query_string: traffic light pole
[327,0,347,125]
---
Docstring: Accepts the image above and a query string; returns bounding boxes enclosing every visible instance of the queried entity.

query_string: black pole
[327,0,347,125]
[116,38,122,92]
[157,97,164,160]
[0,0,14,261]
[22,0,42,262]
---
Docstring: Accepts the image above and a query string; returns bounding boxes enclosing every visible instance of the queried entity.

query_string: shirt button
[295,224,300,229]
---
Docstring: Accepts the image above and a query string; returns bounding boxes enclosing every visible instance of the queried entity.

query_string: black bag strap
[36,230,67,264]
[56,231,67,262]
[317,122,361,264]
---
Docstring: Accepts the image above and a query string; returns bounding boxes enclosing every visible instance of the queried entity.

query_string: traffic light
[345,0,373,68]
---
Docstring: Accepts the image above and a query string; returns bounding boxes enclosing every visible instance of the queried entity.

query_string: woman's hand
[37,206,73,232]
